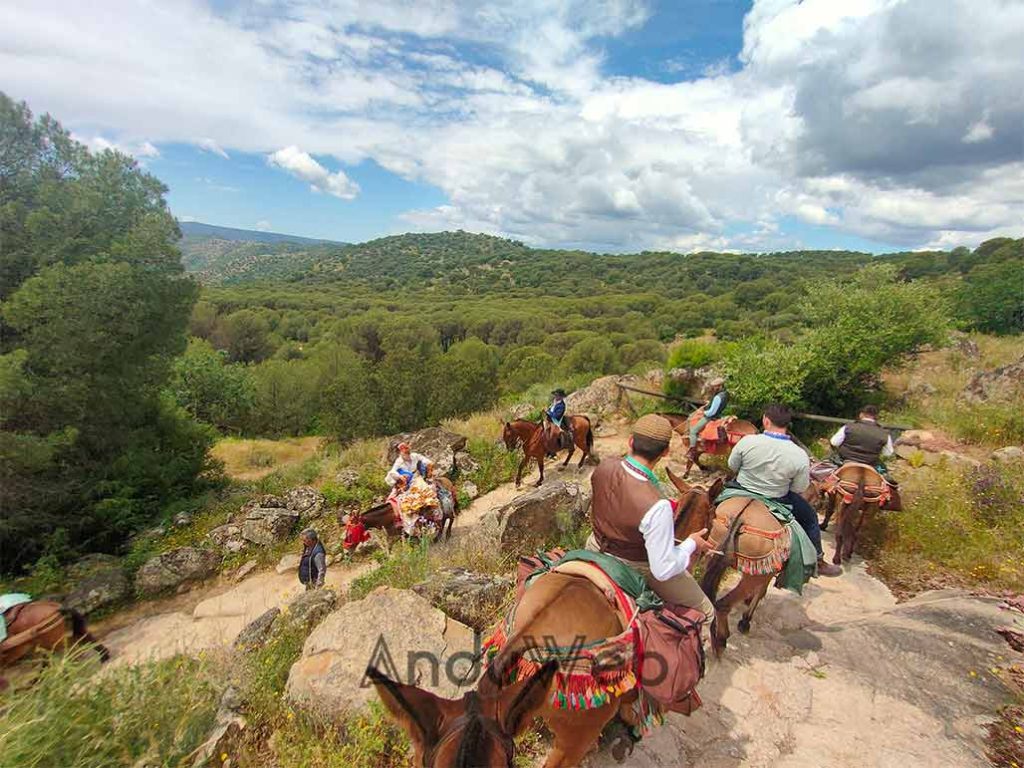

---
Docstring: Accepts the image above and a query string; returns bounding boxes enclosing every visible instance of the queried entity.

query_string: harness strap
[0,608,64,654]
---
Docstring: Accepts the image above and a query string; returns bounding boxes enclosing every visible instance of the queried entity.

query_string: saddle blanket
[0,593,33,644]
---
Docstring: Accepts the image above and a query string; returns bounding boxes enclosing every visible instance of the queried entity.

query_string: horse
[502,417,594,489]
[369,468,722,766]
[354,475,459,543]
[548,415,595,470]
[657,412,758,475]
[662,469,791,656]
[1,600,110,689]
[820,463,888,565]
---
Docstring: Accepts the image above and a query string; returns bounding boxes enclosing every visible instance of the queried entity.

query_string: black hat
[551,388,567,397]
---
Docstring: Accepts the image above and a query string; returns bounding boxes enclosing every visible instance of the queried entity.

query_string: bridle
[421,691,515,767]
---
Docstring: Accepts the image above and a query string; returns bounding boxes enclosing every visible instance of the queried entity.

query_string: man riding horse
[687,378,728,464]
[545,388,574,454]
[829,404,894,471]
[728,404,843,577]
[587,414,716,620]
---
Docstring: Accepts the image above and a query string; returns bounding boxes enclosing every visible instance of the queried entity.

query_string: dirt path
[96,420,1012,765]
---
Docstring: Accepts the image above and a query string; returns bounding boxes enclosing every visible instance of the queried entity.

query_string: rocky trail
[92,423,1014,766]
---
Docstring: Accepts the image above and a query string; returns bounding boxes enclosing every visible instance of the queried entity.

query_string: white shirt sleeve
[639,499,698,582]
[882,435,894,457]
[830,425,847,447]
[727,438,745,473]
[385,457,403,487]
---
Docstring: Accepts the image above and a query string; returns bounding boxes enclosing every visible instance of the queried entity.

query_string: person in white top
[828,404,894,468]
[385,442,433,490]
[587,413,715,621]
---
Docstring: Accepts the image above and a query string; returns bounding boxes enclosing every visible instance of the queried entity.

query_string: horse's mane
[455,692,491,767]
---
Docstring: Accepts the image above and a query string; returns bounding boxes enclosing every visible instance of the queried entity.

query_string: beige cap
[631,414,673,443]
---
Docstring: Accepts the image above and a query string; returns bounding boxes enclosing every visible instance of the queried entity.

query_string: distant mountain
[177,221,347,284]
[179,221,343,246]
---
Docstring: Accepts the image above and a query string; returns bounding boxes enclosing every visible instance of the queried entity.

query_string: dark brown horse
[355,476,460,542]
[1,601,109,689]
[658,412,758,475]
[821,463,888,564]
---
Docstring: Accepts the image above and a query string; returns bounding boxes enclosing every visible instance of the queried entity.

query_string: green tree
[562,336,620,376]
[427,338,499,421]
[168,338,255,432]
[500,346,558,393]
[218,309,272,363]
[0,93,210,572]
[956,259,1024,334]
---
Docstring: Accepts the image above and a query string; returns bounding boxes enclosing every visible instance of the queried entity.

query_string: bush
[0,650,221,768]
[562,336,620,377]
[666,338,721,370]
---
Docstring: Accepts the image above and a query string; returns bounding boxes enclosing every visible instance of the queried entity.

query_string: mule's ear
[500,659,558,737]
[708,476,725,501]
[666,466,690,495]
[366,665,442,751]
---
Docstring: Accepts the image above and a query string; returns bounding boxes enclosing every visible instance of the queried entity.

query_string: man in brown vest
[586,414,715,621]
[830,405,894,468]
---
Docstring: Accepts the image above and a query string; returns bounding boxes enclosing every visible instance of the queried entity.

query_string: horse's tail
[60,608,110,662]
[700,510,744,605]
[584,418,594,452]
[839,478,865,559]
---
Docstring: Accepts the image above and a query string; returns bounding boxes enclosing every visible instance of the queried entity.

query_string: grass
[212,436,324,481]
[866,458,1024,595]
[349,538,434,600]
[885,333,1023,447]
[0,650,223,768]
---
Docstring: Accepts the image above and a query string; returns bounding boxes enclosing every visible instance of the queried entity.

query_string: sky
[2,0,1022,253]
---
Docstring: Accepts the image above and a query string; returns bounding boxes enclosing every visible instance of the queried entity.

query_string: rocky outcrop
[564,375,627,418]
[234,608,280,651]
[207,523,247,554]
[135,547,220,596]
[962,355,1024,403]
[285,588,337,629]
[275,554,301,574]
[286,587,476,716]
[283,486,326,518]
[241,508,300,547]
[62,554,130,615]
[460,481,480,500]
[386,427,468,477]
[992,446,1024,462]
[412,568,513,630]
[483,481,590,554]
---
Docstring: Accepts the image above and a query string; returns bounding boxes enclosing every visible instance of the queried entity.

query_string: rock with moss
[63,555,129,615]
[484,481,591,555]
[412,568,512,631]
[386,427,468,477]
[135,547,221,596]
[283,486,326,518]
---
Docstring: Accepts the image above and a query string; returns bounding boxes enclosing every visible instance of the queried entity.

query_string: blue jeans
[779,491,823,558]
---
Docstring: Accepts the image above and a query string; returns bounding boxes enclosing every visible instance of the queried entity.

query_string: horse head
[501,421,518,451]
[368,654,558,767]
[667,467,724,539]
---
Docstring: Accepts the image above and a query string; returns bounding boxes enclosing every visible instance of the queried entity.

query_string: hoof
[738,618,751,634]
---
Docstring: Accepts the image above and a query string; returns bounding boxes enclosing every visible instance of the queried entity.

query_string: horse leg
[516,455,528,488]
[562,444,574,468]
[832,502,848,566]
[535,455,545,487]
[711,575,760,654]
[542,706,617,768]
[737,575,772,635]
[821,494,836,531]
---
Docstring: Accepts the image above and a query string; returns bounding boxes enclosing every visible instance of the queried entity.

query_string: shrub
[0,650,221,768]
[665,338,721,370]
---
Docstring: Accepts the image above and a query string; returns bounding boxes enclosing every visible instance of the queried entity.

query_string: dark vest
[838,420,889,465]
[299,541,325,584]
[706,389,728,417]
[591,458,662,562]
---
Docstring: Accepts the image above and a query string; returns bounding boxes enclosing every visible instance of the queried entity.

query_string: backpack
[636,603,706,714]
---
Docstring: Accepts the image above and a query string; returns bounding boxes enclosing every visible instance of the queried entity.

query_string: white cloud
[71,133,159,159]
[267,146,360,200]
[254,220,272,231]
[197,138,229,158]
[4,0,1022,251]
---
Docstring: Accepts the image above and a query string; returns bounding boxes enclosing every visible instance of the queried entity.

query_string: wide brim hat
[551,388,567,397]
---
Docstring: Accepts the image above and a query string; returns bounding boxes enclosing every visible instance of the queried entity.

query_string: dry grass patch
[213,437,325,481]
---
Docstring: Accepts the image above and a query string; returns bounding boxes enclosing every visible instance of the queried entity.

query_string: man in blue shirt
[688,378,728,462]
[545,388,573,453]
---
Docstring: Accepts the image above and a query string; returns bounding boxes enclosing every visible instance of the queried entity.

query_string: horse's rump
[823,462,890,505]
[710,497,791,576]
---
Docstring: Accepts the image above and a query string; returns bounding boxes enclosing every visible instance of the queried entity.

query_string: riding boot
[816,558,843,577]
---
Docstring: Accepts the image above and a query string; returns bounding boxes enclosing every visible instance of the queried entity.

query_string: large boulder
[564,375,627,418]
[207,523,248,554]
[992,446,1024,463]
[135,547,221,596]
[241,508,299,547]
[484,481,590,554]
[234,607,280,651]
[412,568,513,631]
[286,587,476,716]
[386,427,468,477]
[283,486,326,518]
[63,555,130,615]
[962,355,1024,403]
[285,588,338,629]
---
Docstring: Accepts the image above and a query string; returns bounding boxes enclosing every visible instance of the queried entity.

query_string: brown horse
[661,470,791,655]
[356,476,460,542]
[1,601,109,689]
[369,469,722,766]
[370,569,636,767]
[821,463,888,565]
[502,417,594,489]
[658,412,758,475]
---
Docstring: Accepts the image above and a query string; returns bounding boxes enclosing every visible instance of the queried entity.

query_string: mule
[657,412,758,475]
[1,601,109,689]
[356,476,459,543]
[821,463,888,565]
[370,569,637,767]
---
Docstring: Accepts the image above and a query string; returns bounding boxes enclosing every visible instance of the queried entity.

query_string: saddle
[708,497,791,576]
[822,463,891,506]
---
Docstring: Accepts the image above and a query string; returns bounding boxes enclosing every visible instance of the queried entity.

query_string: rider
[385,442,433,491]
[545,388,574,452]
[829,404,894,470]
[587,414,716,621]
[728,404,843,577]
[688,378,728,463]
